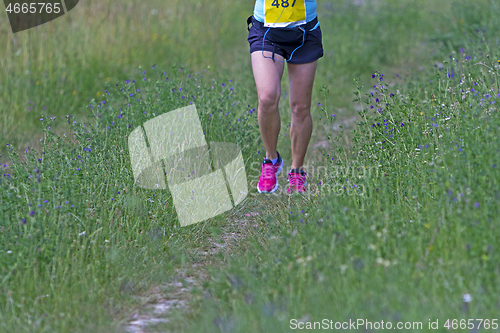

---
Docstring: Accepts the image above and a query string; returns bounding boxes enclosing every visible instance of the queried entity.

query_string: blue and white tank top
[253,0,318,28]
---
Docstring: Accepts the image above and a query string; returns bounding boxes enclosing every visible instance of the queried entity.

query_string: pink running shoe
[257,152,284,193]
[287,169,307,194]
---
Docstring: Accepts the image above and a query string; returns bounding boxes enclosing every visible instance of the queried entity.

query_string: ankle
[266,151,279,160]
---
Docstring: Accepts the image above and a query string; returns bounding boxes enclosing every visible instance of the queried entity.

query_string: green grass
[1,0,500,332]
[0,0,251,150]
[180,51,500,331]
[1,0,484,150]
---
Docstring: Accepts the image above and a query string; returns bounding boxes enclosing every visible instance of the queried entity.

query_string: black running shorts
[247,16,324,64]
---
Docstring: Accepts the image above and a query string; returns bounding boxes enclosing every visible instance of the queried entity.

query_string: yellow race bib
[264,0,306,27]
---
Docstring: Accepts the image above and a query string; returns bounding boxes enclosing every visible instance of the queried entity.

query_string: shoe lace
[289,173,305,186]
[262,163,275,179]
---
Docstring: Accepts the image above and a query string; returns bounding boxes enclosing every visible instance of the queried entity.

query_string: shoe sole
[257,160,284,194]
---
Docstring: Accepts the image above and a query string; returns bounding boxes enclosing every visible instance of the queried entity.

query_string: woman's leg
[251,51,286,161]
[287,60,318,170]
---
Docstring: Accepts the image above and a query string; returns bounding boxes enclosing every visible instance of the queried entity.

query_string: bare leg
[287,60,318,170]
[251,51,285,161]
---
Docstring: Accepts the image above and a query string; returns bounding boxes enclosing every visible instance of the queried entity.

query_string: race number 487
[271,0,297,8]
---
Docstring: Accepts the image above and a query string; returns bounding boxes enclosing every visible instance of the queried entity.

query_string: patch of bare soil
[123,207,270,333]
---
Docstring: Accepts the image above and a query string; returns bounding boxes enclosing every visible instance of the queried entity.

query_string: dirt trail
[123,114,357,332]
[124,207,268,333]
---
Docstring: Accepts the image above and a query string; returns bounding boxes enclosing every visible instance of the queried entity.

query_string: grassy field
[1,0,500,332]
[1,0,471,150]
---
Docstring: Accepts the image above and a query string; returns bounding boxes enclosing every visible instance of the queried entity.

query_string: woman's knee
[290,101,311,119]
[258,90,280,110]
